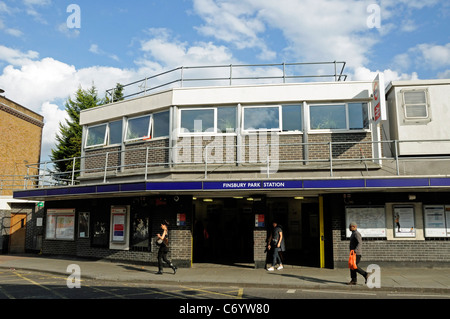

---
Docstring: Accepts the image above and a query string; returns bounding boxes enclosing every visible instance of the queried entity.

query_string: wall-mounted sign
[177,213,186,226]
[255,214,265,227]
[372,73,387,124]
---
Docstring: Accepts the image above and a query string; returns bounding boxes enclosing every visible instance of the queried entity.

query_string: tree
[105,83,124,103]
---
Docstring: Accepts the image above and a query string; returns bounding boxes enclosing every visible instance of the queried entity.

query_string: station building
[13,63,450,268]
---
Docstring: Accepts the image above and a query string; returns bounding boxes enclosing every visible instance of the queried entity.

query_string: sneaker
[277,265,284,270]
[267,267,275,271]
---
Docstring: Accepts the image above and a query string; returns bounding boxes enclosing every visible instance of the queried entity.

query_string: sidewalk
[1,254,450,293]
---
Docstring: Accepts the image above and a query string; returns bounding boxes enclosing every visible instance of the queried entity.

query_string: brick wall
[254,229,267,268]
[0,97,43,195]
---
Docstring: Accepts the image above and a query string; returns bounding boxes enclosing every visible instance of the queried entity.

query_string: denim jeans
[272,247,282,266]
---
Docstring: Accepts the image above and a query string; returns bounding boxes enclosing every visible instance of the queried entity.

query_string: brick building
[1,93,44,254]
[13,63,450,269]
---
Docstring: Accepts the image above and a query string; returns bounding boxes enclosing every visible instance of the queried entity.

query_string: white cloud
[0,45,39,65]
[352,66,418,84]
[392,43,450,74]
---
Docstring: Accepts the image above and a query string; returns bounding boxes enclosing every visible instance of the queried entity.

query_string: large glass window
[310,104,346,130]
[180,109,215,133]
[310,103,369,130]
[108,120,123,145]
[86,124,107,148]
[126,115,151,141]
[243,106,280,131]
[153,111,170,138]
[282,104,302,132]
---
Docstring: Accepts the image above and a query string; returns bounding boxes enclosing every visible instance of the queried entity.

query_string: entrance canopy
[13,177,450,201]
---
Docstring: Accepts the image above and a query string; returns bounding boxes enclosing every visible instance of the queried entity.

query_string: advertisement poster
[424,205,446,237]
[345,206,386,238]
[112,207,127,242]
[393,206,415,238]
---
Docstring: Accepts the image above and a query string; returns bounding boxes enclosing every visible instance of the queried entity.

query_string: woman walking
[156,220,177,275]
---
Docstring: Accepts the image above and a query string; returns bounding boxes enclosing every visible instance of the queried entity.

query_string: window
[46,209,75,240]
[86,124,107,148]
[217,107,236,133]
[282,105,302,132]
[310,104,346,130]
[310,103,369,130]
[153,111,170,138]
[181,109,215,133]
[108,120,123,145]
[85,120,122,148]
[243,106,280,131]
[348,103,369,130]
[403,90,428,119]
[126,115,151,141]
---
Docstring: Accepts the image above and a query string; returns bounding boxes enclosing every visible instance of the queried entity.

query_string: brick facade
[0,96,43,195]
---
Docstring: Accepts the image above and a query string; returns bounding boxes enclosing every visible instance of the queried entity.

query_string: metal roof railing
[106,61,347,102]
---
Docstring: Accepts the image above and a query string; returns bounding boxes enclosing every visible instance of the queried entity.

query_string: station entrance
[192,196,322,267]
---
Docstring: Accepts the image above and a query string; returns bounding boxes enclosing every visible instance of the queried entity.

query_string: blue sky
[0,0,449,161]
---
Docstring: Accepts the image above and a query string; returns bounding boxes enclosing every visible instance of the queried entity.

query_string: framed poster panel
[46,208,75,240]
[345,206,386,238]
[423,205,446,237]
[393,206,416,238]
[111,209,126,242]
[109,206,130,250]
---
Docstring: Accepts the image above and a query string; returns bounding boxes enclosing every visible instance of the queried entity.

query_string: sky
[0,0,449,162]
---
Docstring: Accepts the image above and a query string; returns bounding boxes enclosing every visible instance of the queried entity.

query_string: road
[2,268,450,300]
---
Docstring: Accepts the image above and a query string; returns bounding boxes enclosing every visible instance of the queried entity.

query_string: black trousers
[350,254,368,282]
[157,247,172,271]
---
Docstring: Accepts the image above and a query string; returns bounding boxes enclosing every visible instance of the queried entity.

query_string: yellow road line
[13,272,68,299]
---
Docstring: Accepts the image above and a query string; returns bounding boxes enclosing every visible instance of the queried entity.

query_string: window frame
[85,123,108,149]
[309,102,369,132]
[125,114,152,142]
[242,105,282,132]
[179,106,237,135]
[402,89,429,120]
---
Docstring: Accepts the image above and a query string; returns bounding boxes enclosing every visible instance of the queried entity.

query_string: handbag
[348,250,358,270]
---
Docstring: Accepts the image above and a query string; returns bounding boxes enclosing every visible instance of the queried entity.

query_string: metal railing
[0,175,30,195]
[106,61,348,102]
[18,138,450,190]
